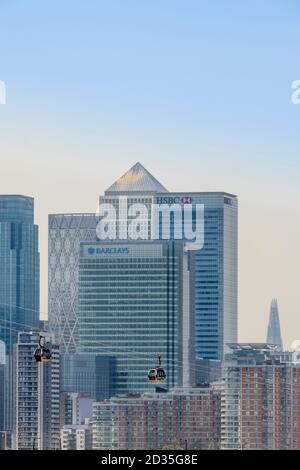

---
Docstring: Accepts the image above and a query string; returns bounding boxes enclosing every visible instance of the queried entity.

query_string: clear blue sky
[0,0,300,346]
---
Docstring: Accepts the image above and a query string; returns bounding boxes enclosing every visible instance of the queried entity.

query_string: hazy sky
[0,0,300,347]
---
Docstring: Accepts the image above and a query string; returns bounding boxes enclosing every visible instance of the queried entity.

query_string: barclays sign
[87,246,129,255]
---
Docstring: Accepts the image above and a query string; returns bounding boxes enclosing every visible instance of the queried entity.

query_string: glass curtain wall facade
[0,195,39,354]
[101,165,238,362]
[60,353,116,400]
[266,298,283,349]
[154,192,238,361]
[78,241,184,394]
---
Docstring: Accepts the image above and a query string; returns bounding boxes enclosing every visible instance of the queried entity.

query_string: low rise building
[222,343,300,450]
[92,387,221,450]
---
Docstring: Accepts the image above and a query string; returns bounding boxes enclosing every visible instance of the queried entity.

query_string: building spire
[266,299,283,349]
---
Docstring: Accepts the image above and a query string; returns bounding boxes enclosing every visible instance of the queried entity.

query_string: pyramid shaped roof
[105,162,168,194]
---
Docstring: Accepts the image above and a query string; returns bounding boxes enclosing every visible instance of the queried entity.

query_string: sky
[0,0,300,347]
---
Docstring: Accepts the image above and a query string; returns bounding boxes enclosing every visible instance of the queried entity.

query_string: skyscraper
[12,331,60,450]
[48,163,238,363]
[78,240,192,393]
[48,214,98,352]
[0,195,40,354]
[60,353,116,400]
[154,191,238,360]
[0,367,4,432]
[0,341,5,433]
[100,163,238,361]
[100,162,168,240]
[266,298,283,349]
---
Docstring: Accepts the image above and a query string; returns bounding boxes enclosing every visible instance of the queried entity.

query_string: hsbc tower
[99,163,238,362]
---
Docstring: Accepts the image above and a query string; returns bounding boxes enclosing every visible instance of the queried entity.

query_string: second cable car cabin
[148,356,166,383]
[34,335,52,363]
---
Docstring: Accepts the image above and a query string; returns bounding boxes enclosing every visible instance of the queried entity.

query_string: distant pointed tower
[266,299,283,349]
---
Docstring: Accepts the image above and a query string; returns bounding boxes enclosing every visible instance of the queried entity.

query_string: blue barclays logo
[87,246,129,255]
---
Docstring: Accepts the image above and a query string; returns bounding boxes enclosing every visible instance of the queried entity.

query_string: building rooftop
[227,343,280,351]
[105,162,168,194]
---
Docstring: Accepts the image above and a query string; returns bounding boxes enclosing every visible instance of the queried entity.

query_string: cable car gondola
[34,335,52,363]
[148,356,166,383]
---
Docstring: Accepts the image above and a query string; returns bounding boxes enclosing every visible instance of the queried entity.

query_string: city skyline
[0,160,297,349]
[0,3,299,345]
[1,0,300,454]
[48,162,237,397]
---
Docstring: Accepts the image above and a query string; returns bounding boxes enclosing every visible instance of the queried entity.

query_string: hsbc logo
[95,196,204,251]
[181,196,192,204]
[155,196,193,205]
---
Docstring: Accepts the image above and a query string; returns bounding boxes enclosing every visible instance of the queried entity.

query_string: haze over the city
[0,0,300,347]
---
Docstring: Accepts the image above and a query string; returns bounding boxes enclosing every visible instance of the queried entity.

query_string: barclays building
[78,241,193,394]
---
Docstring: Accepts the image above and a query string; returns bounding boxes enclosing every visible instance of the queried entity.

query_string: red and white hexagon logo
[181,196,192,204]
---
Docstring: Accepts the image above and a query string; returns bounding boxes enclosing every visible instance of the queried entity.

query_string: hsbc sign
[155,196,193,205]
[95,195,204,251]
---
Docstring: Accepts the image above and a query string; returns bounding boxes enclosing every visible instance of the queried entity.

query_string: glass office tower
[78,241,190,394]
[60,353,116,400]
[100,164,238,361]
[266,298,283,349]
[154,192,238,361]
[49,164,237,364]
[0,195,39,354]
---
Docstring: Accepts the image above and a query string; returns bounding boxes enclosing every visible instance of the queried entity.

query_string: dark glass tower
[78,240,189,394]
[0,195,39,353]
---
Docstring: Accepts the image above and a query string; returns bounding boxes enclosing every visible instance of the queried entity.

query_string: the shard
[266,299,283,349]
